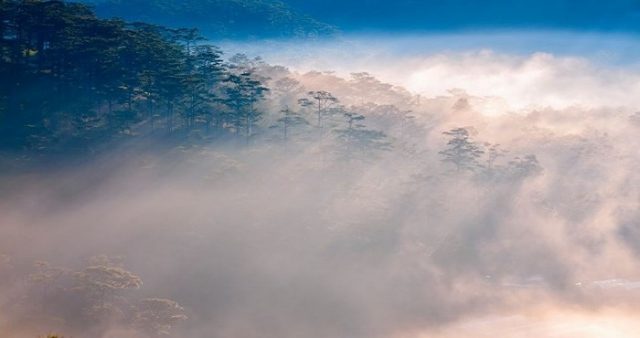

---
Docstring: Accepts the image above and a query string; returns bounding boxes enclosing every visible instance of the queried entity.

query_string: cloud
[221,33,640,113]
[3,34,640,337]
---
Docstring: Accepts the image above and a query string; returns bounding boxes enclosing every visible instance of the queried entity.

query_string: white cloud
[221,33,640,113]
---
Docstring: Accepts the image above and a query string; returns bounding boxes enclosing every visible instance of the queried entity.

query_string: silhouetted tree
[439,127,484,172]
[334,110,391,161]
[484,143,507,170]
[272,106,308,143]
[508,154,543,178]
[0,1,230,151]
[298,90,338,128]
[221,69,269,142]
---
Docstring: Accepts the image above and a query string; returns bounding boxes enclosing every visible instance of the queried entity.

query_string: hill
[85,0,338,39]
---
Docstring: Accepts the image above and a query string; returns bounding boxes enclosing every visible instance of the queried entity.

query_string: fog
[3,33,640,337]
[221,32,640,110]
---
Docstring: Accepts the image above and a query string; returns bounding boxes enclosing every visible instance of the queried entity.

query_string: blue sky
[246,0,640,67]
[285,0,640,33]
[220,29,640,111]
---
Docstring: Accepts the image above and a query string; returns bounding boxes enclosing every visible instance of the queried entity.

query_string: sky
[284,0,640,33]
[219,31,640,114]
[212,0,640,111]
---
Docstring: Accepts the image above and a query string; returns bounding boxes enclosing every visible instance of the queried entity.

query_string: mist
[3,29,640,337]
[221,32,640,110]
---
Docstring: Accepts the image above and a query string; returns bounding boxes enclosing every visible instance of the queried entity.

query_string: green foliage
[220,60,269,142]
[0,0,271,154]
[90,0,338,39]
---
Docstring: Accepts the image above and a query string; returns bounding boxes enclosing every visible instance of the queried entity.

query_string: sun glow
[222,36,640,114]
[410,309,640,338]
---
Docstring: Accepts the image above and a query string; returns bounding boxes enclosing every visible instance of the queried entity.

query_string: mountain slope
[86,0,337,39]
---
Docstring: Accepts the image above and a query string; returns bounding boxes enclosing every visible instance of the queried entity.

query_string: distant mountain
[82,0,338,39]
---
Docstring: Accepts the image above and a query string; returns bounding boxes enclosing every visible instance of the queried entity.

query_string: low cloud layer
[3,35,640,337]
[222,33,640,111]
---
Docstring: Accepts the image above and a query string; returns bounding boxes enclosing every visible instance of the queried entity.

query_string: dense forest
[0,0,262,154]
[86,0,338,38]
[0,0,404,165]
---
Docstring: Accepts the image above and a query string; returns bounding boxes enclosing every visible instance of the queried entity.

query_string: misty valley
[2,0,640,337]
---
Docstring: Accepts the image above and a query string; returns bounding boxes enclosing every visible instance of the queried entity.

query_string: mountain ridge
[82,0,338,39]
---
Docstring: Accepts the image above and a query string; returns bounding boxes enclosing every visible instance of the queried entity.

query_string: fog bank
[3,35,640,337]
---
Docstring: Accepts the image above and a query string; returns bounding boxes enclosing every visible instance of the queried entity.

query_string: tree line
[0,0,543,176]
[439,127,542,180]
[0,0,393,162]
[0,0,271,153]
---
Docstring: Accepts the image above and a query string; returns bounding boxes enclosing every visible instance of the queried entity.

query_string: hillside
[85,0,338,39]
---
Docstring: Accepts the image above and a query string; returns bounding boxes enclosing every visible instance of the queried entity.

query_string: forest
[0,0,408,166]
[87,0,337,38]
[0,0,543,173]
[1,0,263,156]
[3,1,640,338]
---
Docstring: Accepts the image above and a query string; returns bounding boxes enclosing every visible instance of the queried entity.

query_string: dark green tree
[0,0,231,151]
[221,69,269,143]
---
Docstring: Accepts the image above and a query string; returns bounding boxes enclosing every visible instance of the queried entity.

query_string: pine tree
[439,127,484,172]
